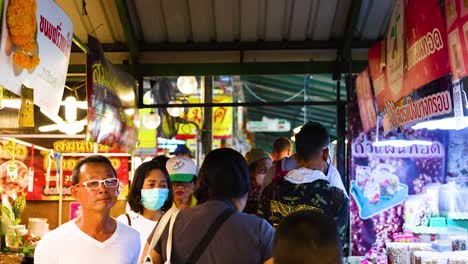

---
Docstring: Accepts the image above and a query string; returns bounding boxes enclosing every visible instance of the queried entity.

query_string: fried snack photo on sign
[6,0,39,69]
[0,160,29,193]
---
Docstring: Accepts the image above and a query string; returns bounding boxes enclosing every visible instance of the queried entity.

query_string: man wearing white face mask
[117,160,174,259]
[244,148,272,214]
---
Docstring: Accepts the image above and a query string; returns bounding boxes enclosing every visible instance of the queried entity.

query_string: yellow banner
[176,95,232,139]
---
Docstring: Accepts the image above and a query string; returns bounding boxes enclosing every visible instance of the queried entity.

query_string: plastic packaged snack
[408,243,433,264]
[439,179,468,219]
[413,251,448,264]
[450,236,467,251]
[387,242,409,264]
[447,250,468,264]
[405,195,432,227]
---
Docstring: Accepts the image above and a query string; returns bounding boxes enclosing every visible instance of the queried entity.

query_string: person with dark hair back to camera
[258,122,349,245]
[271,136,292,162]
[117,160,174,259]
[141,148,275,264]
[274,210,343,264]
[35,155,140,264]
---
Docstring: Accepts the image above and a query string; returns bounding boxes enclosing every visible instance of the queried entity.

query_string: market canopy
[60,0,394,75]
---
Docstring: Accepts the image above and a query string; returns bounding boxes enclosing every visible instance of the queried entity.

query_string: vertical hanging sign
[0,0,73,116]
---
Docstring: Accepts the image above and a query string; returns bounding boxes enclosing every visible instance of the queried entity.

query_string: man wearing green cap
[166,156,198,209]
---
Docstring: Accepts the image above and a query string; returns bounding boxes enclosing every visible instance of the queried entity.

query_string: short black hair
[128,160,174,213]
[273,137,292,154]
[274,210,341,264]
[152,155,170,165]
[295,122,330,162]
[195,148,250,202]
[71,155,117,185]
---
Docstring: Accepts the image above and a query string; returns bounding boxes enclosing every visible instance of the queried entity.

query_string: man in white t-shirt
[34,155,140,264]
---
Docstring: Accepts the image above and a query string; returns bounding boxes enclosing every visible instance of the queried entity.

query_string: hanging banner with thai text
[371,0,451,112]
[445,0,468,80]
[0,0,73,116]
[86,35,138,153]
[0,139,130,201]
[176,95,233,140]
[382,75,454,134]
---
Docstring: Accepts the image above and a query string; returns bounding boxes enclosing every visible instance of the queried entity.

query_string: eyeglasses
[76,178,120,190]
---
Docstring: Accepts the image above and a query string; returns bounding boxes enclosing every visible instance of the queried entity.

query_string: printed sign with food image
[4,0,39,71]
[351,164,409,219]
[0,160,29,194]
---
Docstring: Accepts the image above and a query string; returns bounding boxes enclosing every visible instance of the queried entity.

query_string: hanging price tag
[27,145,35,192]
[7,160,18,181]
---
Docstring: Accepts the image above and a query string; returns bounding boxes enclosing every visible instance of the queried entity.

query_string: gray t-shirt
[155,200,274,264]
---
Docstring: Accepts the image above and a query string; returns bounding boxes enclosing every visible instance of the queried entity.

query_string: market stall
[348,0,468,263]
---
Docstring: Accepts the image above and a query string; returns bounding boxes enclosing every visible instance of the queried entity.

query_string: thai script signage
[370,0,451,112]
[176,95,233,139]
[86,35,138,153]
[352,133,445,158]
[0,0,73,115]
[383,90,453,133]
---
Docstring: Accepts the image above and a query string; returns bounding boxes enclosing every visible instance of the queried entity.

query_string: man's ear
[71,185,79,200]
[322,148,330,162]
[287,149,291,156]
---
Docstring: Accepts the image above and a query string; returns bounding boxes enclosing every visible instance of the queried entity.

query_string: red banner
[405,0,450,93]
[445,0,468,80]
[371,0,451,112]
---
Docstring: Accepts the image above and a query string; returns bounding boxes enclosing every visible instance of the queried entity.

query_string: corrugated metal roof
[57,0,393,47]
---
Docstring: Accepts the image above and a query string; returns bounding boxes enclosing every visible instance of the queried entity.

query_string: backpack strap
[125,213,131,226]
[185,208,234,264]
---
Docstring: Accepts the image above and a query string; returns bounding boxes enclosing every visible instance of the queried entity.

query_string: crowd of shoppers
[35,122,348,264]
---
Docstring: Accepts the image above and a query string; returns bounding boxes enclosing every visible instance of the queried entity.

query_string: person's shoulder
[116,214,129,224]
[234,212,274,232]
[37,221,75,245]
[116,219,140,237]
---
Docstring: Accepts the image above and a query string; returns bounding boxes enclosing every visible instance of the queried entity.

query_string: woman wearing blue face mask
[117,160,173,259]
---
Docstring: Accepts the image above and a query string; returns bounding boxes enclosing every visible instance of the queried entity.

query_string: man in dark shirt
[258,122,349,244]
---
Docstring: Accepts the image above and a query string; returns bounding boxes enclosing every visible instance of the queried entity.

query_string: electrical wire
[243,82,307,102]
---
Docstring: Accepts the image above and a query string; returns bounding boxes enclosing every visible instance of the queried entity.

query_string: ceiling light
[142,111,161,129]
[64,96,77,122]
[143,91,155,105]
[167,100,184,117]
[177,76,198,94]
[0,99,21,109]
[124,108,135,116]
[293,126,302,134]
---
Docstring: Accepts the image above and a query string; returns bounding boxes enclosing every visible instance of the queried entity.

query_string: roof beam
[68,61,367,76]
[339,0,363,67]
[70,40,375,53]
[115,0,140,64]
[140,40,374,52]
[72,34,89,54]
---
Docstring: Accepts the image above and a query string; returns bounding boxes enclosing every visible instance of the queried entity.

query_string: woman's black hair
[195,148,250,203]
[128,160,174,213]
